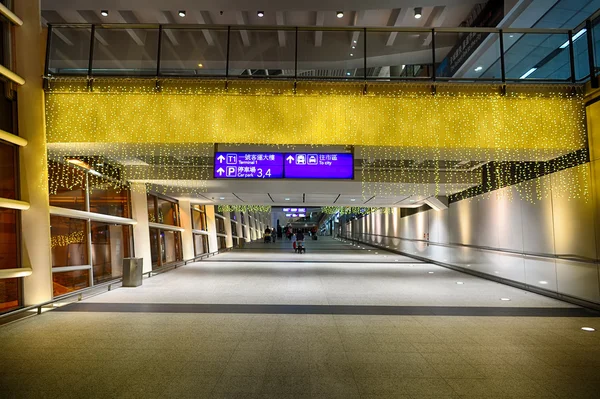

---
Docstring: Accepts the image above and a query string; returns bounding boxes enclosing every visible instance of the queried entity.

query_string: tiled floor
[1,237,599,398]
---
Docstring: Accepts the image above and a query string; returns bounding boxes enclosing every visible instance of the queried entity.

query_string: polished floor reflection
[1,237,599,398]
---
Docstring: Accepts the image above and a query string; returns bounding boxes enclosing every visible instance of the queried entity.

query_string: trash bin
[123,258,143,287]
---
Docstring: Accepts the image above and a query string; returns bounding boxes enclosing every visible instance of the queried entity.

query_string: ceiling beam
[275,11,286,47]
[42,17,73,45]
[192,10,215,46]
[155,11,179,45]
[97,10,144,45]
[422,6,447,47]
[235,11,250,47]
[386,8,408,47]
[57,10,108,45]
[315,11,324,47]
[349,10,365,47]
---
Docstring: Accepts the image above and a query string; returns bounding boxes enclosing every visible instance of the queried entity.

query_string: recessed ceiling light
[428,271,434,274]
[285,198,290,201]
[414,7,422,19]
[539,281,548,285]
[351,45,356,49]
[198,63,203,68]
[350,53,354,56]
[257,11,264,18]
[500,298,511,301]
[509,34,514,38]
[178,10,186,17]
[410,200,416,202]
[101,10,109,17]
[581,327,595,332]
[346,72,351,76]
[474,66,483,72]
[456,281,464,285]
[337,11,344,18]
[219,197,225,200]
[350,198,356,201]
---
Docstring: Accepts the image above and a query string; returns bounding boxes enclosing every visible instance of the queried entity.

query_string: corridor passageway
[2,238,599,398]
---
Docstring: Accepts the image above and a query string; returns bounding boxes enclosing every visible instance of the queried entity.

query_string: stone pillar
[16,0,53,304]
[178,199,194,259]
[130,184,152,273]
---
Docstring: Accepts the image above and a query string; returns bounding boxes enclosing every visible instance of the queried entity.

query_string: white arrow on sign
[217,155,225,163]
[216,167,225,176]
[286,155,294,164]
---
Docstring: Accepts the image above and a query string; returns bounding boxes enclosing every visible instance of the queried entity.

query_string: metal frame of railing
[0,247,233,324]
[43,17,600,86]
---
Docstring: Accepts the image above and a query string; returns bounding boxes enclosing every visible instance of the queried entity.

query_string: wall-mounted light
[337,11,344,18]
[101,10,109,17]
[414,7,422,19]
[178,10,186,18]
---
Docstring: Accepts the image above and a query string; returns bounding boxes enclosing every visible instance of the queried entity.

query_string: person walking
[291,231,297,252]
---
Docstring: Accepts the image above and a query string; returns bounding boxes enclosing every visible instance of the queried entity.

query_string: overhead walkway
[2,237,599,398]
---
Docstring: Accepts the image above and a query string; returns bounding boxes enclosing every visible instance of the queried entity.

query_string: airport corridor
[1,237,599,399]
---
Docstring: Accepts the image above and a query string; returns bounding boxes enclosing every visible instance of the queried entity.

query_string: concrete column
[178,199,194,260]
[205,205,218,252]
[16,0,53,304]
[130,184,152,273]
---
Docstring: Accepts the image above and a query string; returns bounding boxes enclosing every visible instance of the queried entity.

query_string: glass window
[161,230,182,265]
[50,216,88,267]
[218,236,226,250]
[91,222,132,284]
[48,162,86,211]
[240,212,245,225]
[216,217,226,234]
[0,141,16,199]
[147,194,157,223]
[157,197,179,226]
[232,237,239,247]
[193,233,209,256]
[53,269,90,297]
[230,221,238,237]
[0,208,19,313]
[149,227,160,268]
[191,205,207,231]
[230,211,236,221]
[89,181,131,218]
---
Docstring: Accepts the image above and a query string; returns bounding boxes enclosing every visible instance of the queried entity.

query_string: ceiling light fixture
[456,281,464,285]
[520,67,537,79]
[350,53,354,56]
[428,271,434,274]
[474,66,483,72]
[500,298,511,301]
[257,11,264,18]
[337,11,344,18]
[350,198,356,201]
[284,198,290,201]
[581,327,596,332]
[178,10,186,17]
[101,10,109,17]
[198,63,203,68]
[219,197,225,200]
[414,7,422,19]
[346,72,351,76]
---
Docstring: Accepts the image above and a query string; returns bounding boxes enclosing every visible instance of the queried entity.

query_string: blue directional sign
[284,153,354,179]
[214,152,284,179]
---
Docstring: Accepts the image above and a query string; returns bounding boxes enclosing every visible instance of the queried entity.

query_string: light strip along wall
[45,80,586,154]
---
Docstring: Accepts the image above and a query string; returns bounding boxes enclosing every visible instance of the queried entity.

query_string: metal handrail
[345,232,600,264]
[0,247,233,322]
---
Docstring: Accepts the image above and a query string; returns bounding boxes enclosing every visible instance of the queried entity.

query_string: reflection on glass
[89,182,131,218]
[156,197,179,226]
[50,216,88,267]
[92,28,159,76]
[193,233,209,256]
[47,27,91,75]
[216,218,226,234]
[147,194,157,223]
[218,236,226,250]
[0,142,16,199]
[53,269,90,296]
[91,222,132,284]
[48,162,86,211]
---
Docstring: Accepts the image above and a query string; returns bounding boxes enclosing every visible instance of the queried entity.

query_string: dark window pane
[0,208,18,269]
[216,218,226,234]
[193,233,209,256]
[89,181,131,218]
[91,222,132,284]
[48,162,86,211]
[231,221,238,237]
[50,216,88,267]
[149,227,160,268]
[191,205,207,230]
[53,269,90,296]
[218,236,226,250]
[0,141,16,199]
